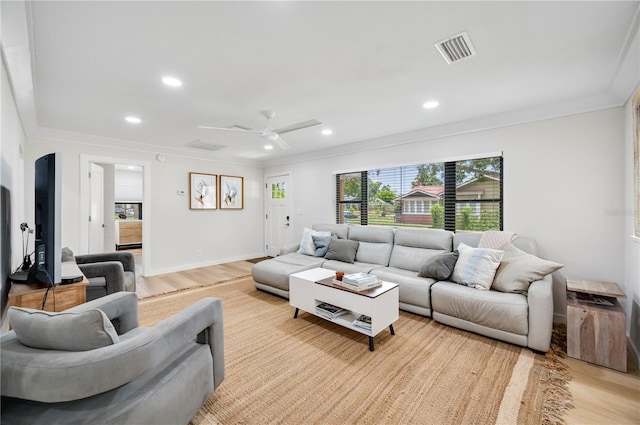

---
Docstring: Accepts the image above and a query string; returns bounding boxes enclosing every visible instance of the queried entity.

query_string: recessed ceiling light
[125,116,141,124]
[162,76,182,87]
[264,144,274,150]
[422,100,439,109]
[321,129,333,136]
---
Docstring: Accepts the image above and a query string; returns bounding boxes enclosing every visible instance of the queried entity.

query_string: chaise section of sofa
[252,224,349,298]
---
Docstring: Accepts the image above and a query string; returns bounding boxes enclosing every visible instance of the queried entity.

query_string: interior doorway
[80,154,150,277]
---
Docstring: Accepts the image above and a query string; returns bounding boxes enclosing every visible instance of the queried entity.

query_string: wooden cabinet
[566,277,627,372]
[117,220,142,248]
[8,280,88,312]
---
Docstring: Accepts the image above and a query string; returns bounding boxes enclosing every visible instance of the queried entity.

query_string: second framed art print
[220,175,244,209]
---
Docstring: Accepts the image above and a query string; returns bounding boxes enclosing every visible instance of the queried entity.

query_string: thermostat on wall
[177,189,186,196]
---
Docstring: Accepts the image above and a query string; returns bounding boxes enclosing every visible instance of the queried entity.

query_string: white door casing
[265,174,292,257]
[89,163,105,254]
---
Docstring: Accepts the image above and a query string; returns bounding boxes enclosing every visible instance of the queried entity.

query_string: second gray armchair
[65,249,136,301]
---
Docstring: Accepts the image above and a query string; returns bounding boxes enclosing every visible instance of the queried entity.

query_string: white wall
[1,58,26,322]
[624,92,640,366]
[23,138,265,276]
[265,108,626,325]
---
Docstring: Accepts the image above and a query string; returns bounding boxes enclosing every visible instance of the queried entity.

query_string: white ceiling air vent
[186,139,226,151]
[435,31,476,64]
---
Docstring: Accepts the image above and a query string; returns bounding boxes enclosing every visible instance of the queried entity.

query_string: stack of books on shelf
[316,302,349,319]
[352,314,372,332]
[334,272,382,291]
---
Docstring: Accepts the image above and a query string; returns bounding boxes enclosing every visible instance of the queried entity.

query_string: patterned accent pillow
[312,235,334,257]
[478,231,516,250]
[451,243,504,290]
[297,228,331,256]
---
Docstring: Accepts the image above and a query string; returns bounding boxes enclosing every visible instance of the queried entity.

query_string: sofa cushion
[324,239,359,263]
[8,306,120,351]
[418,251,459,280]
[312,223,349,239]
[389,228,453,272]
[431,281,528,335]
[312,235,334,257]
[298,228,331,255]
[374,267,435,310]
[478,231,516,249]
[451,243,503,290]
[322,260,381,275]
[347,226,395,265]
[492,244,563,294]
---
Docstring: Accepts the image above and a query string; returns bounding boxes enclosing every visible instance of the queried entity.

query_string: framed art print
[190,172,217,210]
[220,175,244,209]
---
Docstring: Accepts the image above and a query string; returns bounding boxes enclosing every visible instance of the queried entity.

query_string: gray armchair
[1,291,224,425]
[73,251,136,301]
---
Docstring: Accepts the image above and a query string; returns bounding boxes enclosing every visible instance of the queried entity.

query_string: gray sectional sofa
[252,224,556,352]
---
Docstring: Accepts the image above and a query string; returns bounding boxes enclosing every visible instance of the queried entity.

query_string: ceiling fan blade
[197,125,261,134]
[274,119,322,135]
[273,135,291,150]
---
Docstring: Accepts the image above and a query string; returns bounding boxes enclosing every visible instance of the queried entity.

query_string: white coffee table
[289,268,399,351]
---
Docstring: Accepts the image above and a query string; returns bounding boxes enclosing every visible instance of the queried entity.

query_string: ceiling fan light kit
[198,110,321,151]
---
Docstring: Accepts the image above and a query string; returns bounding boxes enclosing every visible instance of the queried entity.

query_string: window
[336,156,502,231]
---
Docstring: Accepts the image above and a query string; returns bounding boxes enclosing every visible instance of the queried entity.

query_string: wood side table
[8,278,89,312]
[566,277,627,372]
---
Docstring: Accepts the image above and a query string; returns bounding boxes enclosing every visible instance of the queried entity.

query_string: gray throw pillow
[492,244,563,294]
[61,247,75,262]
[324,239,359,263]
[312,235,334,257]
[9,307,120,351]
[418,251,459,280]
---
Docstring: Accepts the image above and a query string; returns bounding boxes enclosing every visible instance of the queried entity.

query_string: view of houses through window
[336,156,503,232]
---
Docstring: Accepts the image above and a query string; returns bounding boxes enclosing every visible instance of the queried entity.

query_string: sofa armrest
[154,297,225,390]
[527,275,554,352]
[65,291,139,333]
[77,261,127,295]
[280,243,300,255]
[76,252,135,273]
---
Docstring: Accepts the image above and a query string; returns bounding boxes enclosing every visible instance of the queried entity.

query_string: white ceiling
[3,1,639,166]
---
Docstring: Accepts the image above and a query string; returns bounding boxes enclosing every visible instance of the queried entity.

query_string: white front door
[89,163,105,254]
[265,174,292,257]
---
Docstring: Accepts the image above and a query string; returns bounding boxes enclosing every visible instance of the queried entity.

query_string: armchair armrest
[65,291,139,334]
[75,251,135,273]
[154,297,225,389]
[527,275,554,352]
[77,261,127,295]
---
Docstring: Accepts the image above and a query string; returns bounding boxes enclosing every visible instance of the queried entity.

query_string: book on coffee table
[316,302,349,319]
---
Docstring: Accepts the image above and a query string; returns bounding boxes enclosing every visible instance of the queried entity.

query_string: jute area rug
[138,277,572,425]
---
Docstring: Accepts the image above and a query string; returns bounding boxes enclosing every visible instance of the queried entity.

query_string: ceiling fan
[197,110,321,150]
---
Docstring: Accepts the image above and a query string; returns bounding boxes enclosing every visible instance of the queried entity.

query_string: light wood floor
[134,256,640,424]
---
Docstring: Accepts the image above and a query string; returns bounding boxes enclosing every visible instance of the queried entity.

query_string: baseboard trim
[144,252,265,277]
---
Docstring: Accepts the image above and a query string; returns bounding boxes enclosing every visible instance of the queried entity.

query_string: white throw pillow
[492,244,563,294]
[297,228,331,256]
[451,243,504,290]
[9,307,120,351]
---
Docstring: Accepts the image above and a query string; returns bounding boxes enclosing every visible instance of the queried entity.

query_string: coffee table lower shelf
[293,307,396,351]
[289,268,399,352]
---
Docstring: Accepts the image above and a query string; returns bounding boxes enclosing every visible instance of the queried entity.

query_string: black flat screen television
[32,153,61,285]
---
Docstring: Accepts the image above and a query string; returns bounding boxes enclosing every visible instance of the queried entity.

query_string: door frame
[264,171,293,256]
[88,162,105,254]
[80,154,151,276]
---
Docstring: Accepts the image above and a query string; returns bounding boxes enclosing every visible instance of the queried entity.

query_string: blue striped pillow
[451,243,504,290]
